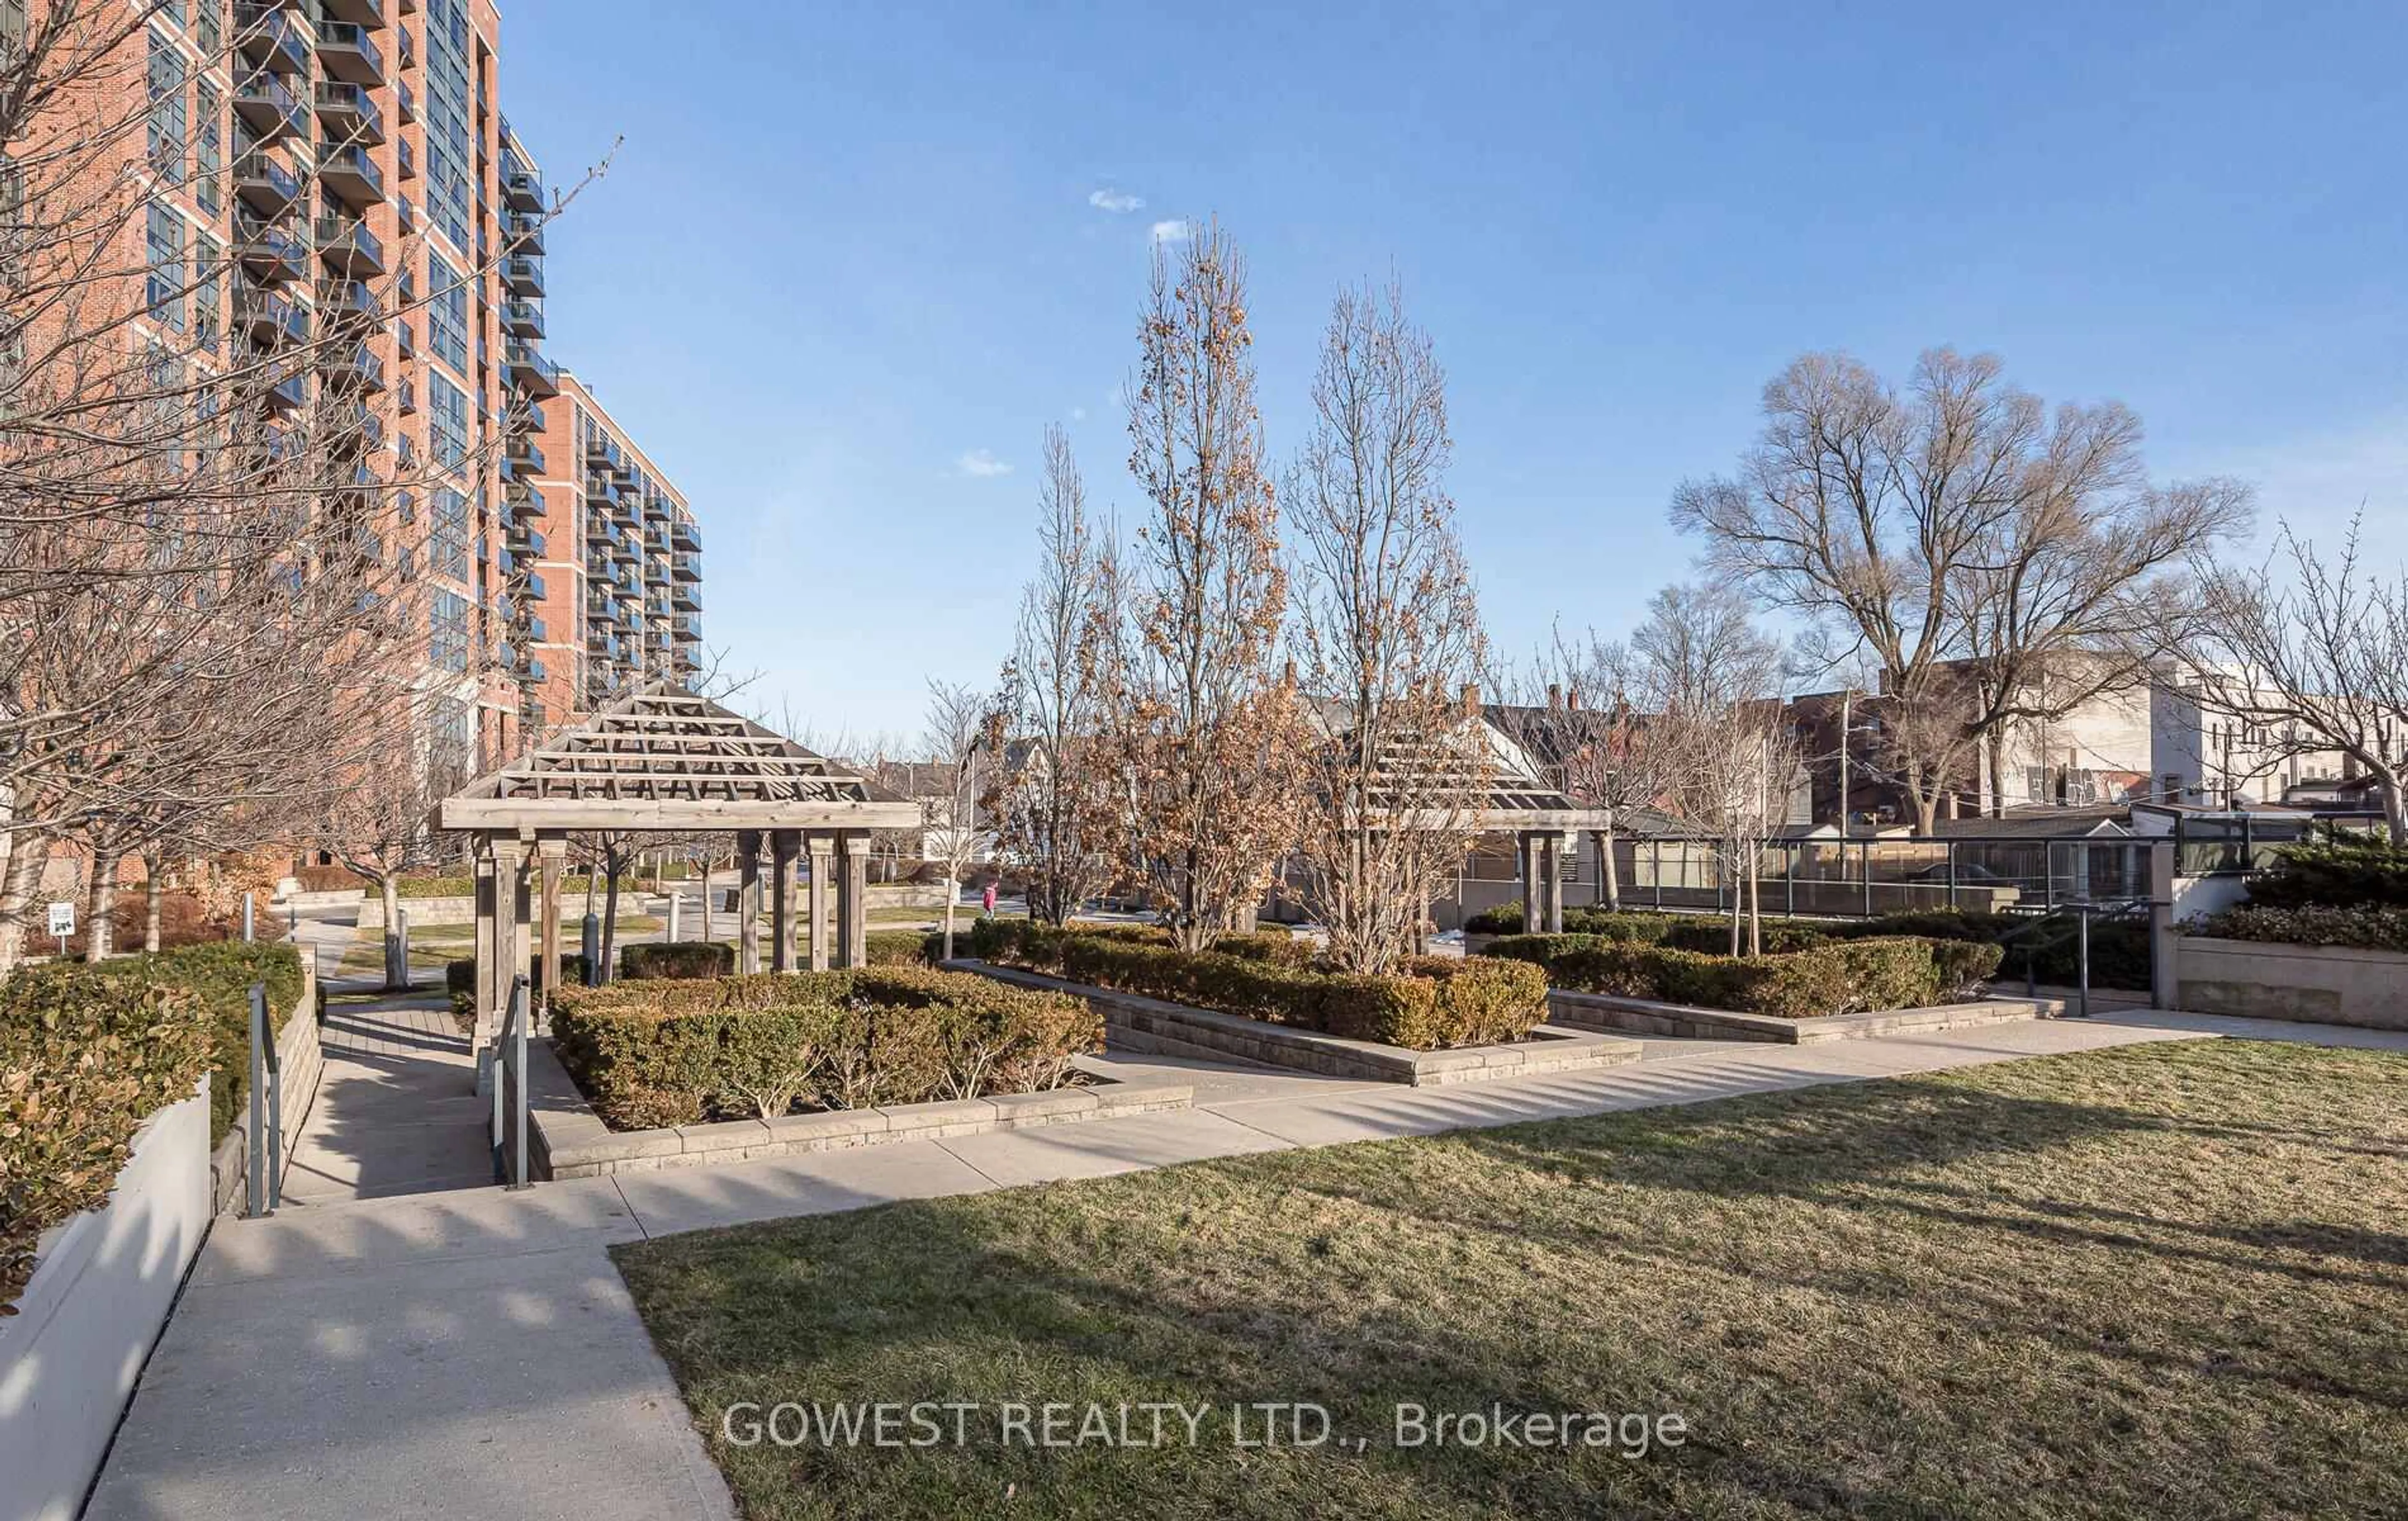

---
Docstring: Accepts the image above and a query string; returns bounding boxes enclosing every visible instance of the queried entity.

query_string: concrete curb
[525,1037,1193,1179]
[1543,987,2066,1044]
[954,960,1645,1085]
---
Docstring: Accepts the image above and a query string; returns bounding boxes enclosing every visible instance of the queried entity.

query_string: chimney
[1460,681,1481,717]
[1546,682,1562,710]
[1566,686,1582,711]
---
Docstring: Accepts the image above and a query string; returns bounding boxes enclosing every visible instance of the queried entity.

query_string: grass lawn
[615,1040,2407,1520]
[327,914,665,980]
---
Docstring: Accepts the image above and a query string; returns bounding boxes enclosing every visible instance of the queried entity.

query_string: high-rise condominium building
[14,0,696,771]
[518,370,704,731]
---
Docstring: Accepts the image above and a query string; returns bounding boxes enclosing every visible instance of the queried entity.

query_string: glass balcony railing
[317,20,386,82]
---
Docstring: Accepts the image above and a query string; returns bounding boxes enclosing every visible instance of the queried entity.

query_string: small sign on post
[47,901,74,957]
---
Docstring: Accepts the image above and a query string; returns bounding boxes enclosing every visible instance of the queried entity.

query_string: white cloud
[1149,219,1192,244]
[1088,188,1144,214]
[954,448,1013,479]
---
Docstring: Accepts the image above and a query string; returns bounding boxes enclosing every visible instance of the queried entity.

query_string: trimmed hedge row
[2243,832,2408,910]
[1480,933,2002,1019]
[2195,903,2408,953]
[966,919,1548,1051]
[549,966,1102,1130]
[1471,906,2147,991]
[2,941,305,1310]
[621,941,736,980]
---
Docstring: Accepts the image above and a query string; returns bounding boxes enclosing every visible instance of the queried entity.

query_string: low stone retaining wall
[2,1084,213,1521]
[206,960,325,1214]
[524,1036,1191,1180]
[1544,987,2064,1044]
[960,962,1644,1085]
[2175,936,2408,1030]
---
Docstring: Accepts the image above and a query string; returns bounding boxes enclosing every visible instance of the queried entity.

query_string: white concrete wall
[0,1084,213,1521]
[2176,936,2408,1029]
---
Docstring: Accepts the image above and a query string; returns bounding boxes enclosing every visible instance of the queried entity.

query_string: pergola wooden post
[735,830,763,974]
[769,829,800,972]
[537,839,566,1001]
[437,683,921,1096]
[835,830,869,968]
[806,833,834,971]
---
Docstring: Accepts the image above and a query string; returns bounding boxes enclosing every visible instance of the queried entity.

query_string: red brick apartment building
[6,0,700,768]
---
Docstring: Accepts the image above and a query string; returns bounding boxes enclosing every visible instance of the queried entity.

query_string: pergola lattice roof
[437,682,922,834]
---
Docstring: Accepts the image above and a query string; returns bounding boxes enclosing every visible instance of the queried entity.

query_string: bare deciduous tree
[2185,515,2408,840]
[991,425,1119,924]
[1491,627,1671,911]
[1286,279,1486,972]
[1636,585,1795,953]
[1673,348,2246,828]
[919,679,991,961]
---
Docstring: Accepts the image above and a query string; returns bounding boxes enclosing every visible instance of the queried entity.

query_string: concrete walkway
[83,1010,2408,1521]
[283,995,492,1206]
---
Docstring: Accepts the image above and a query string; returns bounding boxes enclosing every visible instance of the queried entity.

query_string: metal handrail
[489,973,531,1189]
[245,981,284,1216]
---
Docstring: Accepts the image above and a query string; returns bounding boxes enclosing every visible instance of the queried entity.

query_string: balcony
[505,438,546,476]
[322,278,381,327]
[505,342,558,398]
[324,342,385,393]
[524,571,547,602]
[505,484,544,522]
[398,377,416,415]
[643,494,673,526]
[319,142,384,208]
[233,73,302,141]
[519,401,548,433]
[265,370,310,413]
[672,551,702,583]
[396,196,416,236]
[502,162,544,212]
[321,0,386,26]
[397,25,416,70]
[233,151,300,213]
[317,21,386,86]
[396,137,416,182]
[502,299,544,339]
[500,256,543,297]
[396,319,415,359]
[668,517,701,554]
[509,526,548,558]
[234,287,308,346]
[315,215,385,276]
[397,79,416,125]
[235,5,306,73]
[672,578,700,612]
[331,403,385,454]
[504,210,544,255]
[235,214,308,284]
[314,82,385,147]
[524,616,547,644]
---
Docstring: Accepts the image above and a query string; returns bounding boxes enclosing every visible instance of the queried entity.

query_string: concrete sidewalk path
[83,1010,2406,1521]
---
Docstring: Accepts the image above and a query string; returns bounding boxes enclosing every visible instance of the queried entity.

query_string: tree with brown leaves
[1107,221,1304,949]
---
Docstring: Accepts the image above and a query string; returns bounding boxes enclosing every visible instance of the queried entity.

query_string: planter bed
[961,961,1643,1084]
[525,1035,1191,1179]
[1544,987,2065,1044]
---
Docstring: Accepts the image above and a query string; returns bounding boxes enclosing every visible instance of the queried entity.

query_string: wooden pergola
[1306,699,1615,935]
[435,682,921,1063]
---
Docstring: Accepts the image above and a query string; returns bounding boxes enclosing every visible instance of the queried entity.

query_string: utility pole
[1836,688,1851,841]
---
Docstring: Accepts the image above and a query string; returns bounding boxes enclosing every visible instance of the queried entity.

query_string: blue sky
[502,0,2408,743]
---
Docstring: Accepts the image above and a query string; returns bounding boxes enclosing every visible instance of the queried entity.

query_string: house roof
[437,681,922,834]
